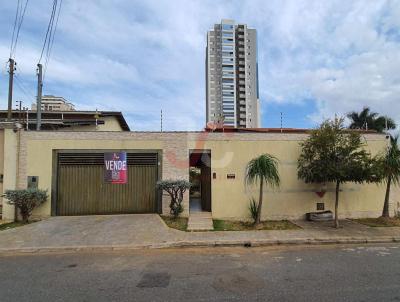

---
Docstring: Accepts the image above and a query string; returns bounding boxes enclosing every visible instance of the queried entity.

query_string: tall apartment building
[206,19,260,128]
[31,95,75,111]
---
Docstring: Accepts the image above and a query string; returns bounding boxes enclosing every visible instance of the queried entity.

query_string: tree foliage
[3,189,48,223]
[246,153,280,225]
[157,179,191,217]
[347,107,396,133]
[297,118,377,228]
[375,134,400,217]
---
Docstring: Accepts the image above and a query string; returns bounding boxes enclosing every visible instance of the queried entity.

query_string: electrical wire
[45,1,57,60]
[2,61,9,76]
[11,0,29,58]
[9,0,29,59]
[38,0,57,64]
[14,74,36,100]
[15,76,35,98]
[9,0,20,58]
[43,0,63,80]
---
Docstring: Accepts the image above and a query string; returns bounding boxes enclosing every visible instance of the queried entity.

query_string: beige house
[0,125,397,222]
[0,111,129,219]
[0,110,129,132]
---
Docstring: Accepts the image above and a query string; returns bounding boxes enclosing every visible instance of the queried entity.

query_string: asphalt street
[0,244,400,302]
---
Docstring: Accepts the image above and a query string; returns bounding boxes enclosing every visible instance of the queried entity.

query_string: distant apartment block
[31,95,75,111]
[206,19,260,128]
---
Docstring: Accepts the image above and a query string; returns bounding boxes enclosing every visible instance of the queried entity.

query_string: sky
[0,0,400,131]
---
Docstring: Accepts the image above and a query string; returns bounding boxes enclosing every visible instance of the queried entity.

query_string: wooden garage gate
[55,152,160,216]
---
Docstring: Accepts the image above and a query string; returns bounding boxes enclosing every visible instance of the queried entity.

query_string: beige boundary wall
[1,129,393,221]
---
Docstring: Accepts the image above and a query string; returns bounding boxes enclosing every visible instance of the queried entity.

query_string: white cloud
[249,0,400,126]
[1,0,400,130]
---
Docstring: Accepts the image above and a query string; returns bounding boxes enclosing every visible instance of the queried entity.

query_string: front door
[189,150,211,212]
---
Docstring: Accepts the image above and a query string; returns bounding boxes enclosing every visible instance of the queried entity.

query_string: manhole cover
[137,272,171,288]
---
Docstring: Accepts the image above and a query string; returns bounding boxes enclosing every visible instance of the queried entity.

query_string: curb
[0,236,399,255]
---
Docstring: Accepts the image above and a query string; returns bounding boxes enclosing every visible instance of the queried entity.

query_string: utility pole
[15,100,22,124]
[36,63,43,130]
[23,107,29,130]
[160,109,163,132]
[7,58,16,121]
[280,112,283,133]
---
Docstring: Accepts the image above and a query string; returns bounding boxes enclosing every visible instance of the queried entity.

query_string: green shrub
[248,197,259,224]
[157,179,191,217]
[3,189,48,222]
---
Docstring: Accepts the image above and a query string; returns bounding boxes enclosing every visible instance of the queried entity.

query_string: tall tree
[376,135,400,218]
[298,118,376,228]
[347,107,396,133]
[246,154,280,225]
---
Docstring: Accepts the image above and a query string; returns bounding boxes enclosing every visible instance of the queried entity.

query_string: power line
[44,0,63,80]
[11,0,29,58]
[14,74,36,100]
[44,1,57,61]
[9,0,29,59]
[38,0,63,82]
[2,60,9,76]
[9,0,20,58]
[15,80,34,103]
[38,0,57,63]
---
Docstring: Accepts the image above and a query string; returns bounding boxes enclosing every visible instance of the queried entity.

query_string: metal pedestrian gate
[55,152,159,216]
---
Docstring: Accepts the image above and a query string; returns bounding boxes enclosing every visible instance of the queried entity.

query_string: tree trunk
[21,213,28,224]
[382,176,392,218]
[334,181,340,228]
[255,180,263,225]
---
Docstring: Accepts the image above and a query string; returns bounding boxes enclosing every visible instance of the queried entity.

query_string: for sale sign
[104,152,127,184]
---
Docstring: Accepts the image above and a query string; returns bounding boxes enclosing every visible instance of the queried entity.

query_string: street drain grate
[137,272,171,288]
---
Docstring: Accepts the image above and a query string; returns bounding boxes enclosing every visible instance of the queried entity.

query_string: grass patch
[0,222,29,231]
[161,216,188,231]
[213,220,300,231]
[354,217,400,227]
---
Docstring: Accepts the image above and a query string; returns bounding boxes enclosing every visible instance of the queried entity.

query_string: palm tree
[378,135,400,217]
[347,107,396,133]
[246,154,280,225]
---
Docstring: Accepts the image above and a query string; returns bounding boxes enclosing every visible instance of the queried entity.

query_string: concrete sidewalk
[0,215,399,254]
